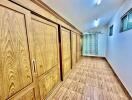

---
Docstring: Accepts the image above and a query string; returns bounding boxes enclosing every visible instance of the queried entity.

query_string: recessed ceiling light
[96,0,102,5]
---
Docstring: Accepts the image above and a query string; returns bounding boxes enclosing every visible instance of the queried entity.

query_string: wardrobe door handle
[32,59,37,73]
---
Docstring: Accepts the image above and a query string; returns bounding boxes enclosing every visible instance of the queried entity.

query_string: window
[121,8,132,32]
[128,11,132,29]
[109,25,113,36]
[82,34,98,56]
[122,15,128,31]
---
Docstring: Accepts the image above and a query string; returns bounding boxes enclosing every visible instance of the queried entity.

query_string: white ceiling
[42,0,124,32]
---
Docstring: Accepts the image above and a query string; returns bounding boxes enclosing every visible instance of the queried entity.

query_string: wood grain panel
[63,59,71,77]
[32,19,46,76]
[0,4,32,99]
[39,66,60,99]
[77,34,82,61]
[31,15,59,76]
[8,89,35,100]
[61,27,71,78]
[31,15,60,99]
[17,90,35,100]
[71,32,77,66]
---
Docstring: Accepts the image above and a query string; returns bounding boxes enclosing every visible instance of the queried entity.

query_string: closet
[0,0,82,100]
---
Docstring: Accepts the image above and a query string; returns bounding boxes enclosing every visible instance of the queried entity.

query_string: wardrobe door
[31,15,60,99]
[0,1,35,100]
[77,34,82,61]
[61,27,71,78]
[71,32,77,66]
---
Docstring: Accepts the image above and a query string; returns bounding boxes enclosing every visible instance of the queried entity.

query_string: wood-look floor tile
[47,57,130,100]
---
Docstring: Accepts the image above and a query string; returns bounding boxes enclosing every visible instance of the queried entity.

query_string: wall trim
[83,55,105,58]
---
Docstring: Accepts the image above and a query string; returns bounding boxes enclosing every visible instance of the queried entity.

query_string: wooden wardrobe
[0,0,82,100]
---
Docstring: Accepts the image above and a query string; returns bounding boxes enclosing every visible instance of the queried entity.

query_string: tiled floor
[47,57,130,100]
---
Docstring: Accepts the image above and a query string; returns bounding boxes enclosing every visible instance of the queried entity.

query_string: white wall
[106,0,132,96]
[97,26,108,57]
[98,33,107,57]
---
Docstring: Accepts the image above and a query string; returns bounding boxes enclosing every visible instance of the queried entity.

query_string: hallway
[47,57,129,100]
[1,0,132,99]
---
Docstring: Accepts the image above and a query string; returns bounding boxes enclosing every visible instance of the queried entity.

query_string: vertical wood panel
[61,27,71,78]
[31,15,60,99]
[71,32,77,66]
[77,34,82,61]
[0,3,33,99]
[39,66,60,99]
[32,16,59,76]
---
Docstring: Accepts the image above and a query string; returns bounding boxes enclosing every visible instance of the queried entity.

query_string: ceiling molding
[31,0,82,33]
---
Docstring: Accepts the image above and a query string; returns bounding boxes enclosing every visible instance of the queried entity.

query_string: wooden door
[77,34,82,61]
[31,15,60,99]
[61,27,71,79]
[71,32,77,66]
[0,1,35,100]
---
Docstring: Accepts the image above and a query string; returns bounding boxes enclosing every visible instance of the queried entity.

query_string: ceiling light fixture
[94,19,99,27]
[96,0,102,5]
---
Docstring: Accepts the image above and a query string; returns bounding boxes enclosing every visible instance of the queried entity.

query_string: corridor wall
[0,0,82,100]
[106,0,132,97]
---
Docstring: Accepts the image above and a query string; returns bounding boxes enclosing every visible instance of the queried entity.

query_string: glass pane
[122,15,128,31]
[128,12,132,29]
[109,25,113,36]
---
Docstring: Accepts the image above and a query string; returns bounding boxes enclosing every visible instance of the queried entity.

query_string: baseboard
[104,58,132,99]
[82,55,105,58]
